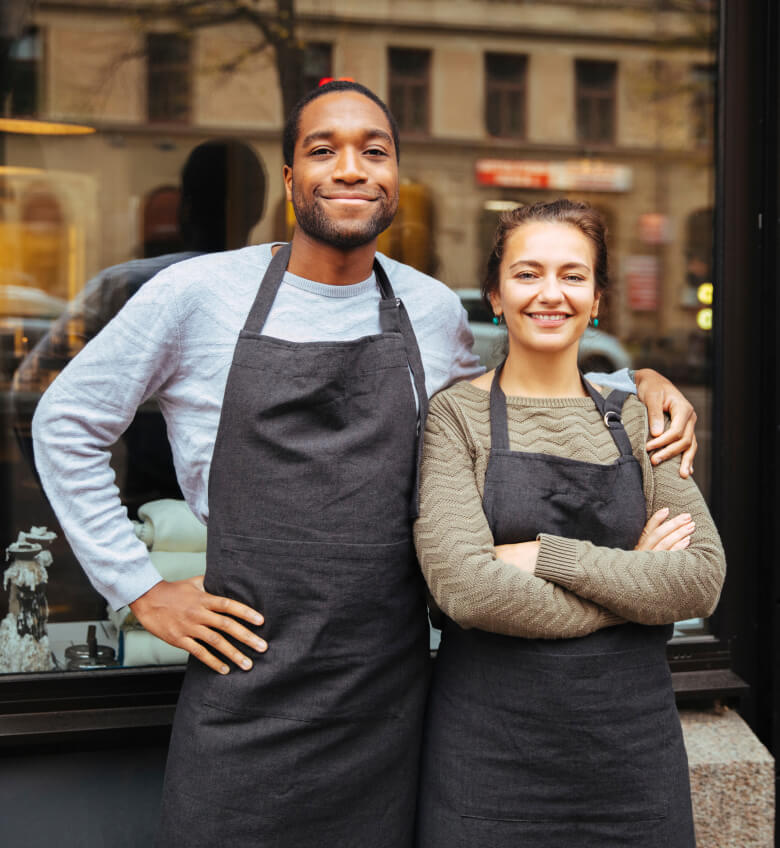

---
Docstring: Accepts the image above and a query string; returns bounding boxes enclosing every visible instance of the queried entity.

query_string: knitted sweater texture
[414,380,726,639]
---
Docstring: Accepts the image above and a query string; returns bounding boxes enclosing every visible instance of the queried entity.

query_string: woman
[414,200,725,848]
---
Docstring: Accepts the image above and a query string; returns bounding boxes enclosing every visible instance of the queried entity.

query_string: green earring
[592,317,599,327]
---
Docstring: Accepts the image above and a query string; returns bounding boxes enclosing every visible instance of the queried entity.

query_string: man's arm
[633,368,697,477]
[32,267,265,675]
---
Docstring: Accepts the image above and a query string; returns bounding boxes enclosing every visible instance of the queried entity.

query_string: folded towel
[121,628,189,667]
[137,499,208,552]
[149,551,207,581]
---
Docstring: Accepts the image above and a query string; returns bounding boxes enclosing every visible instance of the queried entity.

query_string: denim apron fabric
[416,364,695,848]
[156,243,430,847]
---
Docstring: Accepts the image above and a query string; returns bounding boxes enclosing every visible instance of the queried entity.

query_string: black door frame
[711,0,779,776]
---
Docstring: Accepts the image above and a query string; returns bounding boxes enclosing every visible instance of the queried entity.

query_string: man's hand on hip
[129,577,266,674]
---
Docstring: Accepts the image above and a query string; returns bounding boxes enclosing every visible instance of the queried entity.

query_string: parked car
[457,288,632,373]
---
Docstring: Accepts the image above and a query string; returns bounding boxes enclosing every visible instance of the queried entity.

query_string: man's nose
[333,147,366,182]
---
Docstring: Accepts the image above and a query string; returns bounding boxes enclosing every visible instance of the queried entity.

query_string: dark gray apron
[156,243,430,847]
[416,364,695,848]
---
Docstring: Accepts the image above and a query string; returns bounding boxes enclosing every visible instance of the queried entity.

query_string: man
[32,82,696,847]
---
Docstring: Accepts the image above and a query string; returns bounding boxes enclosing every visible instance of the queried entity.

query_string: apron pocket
[197,533,428,721]
[443,652,674,823]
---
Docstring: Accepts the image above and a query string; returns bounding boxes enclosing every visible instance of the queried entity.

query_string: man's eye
[310,147,332,156]
[365,147,388,156]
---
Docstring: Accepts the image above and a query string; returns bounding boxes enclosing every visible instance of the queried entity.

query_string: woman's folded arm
[414,396,624,639]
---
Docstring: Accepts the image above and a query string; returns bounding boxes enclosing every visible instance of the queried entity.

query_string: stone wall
[681,708,775,847]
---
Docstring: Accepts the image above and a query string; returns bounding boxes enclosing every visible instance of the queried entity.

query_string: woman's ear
[591,291,601,319]
[488,290,501,316]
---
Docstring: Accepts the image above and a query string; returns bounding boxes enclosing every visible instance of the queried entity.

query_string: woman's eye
[563,275,586,283]
[515,271,536,280]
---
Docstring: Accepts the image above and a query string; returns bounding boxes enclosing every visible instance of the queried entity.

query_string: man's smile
[319,192,381,203]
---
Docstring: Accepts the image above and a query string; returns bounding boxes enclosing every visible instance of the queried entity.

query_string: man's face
[283,92,399,250]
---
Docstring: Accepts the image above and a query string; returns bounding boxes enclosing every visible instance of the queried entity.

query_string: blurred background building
[1,1,779,846]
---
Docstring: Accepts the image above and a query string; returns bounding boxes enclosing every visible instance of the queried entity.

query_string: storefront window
[0,0,719,675]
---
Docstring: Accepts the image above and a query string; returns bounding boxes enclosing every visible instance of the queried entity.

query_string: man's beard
[291,181,398,249]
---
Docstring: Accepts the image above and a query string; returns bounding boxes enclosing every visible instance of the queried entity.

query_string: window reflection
[6,27,41,118]
[303,42,333,91]
[146,33,192,124]
[0,0,719,672]
[575,60,618,146]
[389,47,431,135]
[485,53,528,140]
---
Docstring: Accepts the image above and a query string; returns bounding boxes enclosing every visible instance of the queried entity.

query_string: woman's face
[489,220,601,360]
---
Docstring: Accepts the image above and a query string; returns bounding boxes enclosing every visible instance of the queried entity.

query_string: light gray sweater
[32,244,482,609]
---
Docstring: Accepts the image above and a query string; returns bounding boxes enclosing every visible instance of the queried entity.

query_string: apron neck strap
[489,361,511,450]
[582,380,635,457]
[243,242,292,335]
[490,362,635,458]
[375,257,429,519]
[244,243,398,336]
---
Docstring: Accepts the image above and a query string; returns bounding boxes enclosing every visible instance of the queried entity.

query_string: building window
[691,64,716,147]
[6,27,42,117]
[146,33,191,123]
[388,48,430,135]
[484,53,527,139]
[302,43,332,93]
[575,59,617,145]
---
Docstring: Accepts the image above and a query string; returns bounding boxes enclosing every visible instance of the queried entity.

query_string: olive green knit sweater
[414,380,726,639]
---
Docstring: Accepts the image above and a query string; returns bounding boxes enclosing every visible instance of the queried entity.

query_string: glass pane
[8,28,41,117]
[0,0,719,675]
[146,33,190,123]
[486,52,526,82]
[302,42,332,91]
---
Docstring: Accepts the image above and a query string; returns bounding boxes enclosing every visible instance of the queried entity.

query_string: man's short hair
[282,81,401,167]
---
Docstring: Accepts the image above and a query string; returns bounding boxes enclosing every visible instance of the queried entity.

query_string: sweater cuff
[102,560,165,611]
[534,534,582,588]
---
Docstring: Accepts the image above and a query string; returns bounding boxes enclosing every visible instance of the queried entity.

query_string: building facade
[1,1,778,845]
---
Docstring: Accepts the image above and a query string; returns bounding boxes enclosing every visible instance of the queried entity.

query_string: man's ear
[283,165,293,202]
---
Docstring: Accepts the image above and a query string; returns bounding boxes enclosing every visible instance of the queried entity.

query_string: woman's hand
[129,576,267,674]
[495,541,540,573]
[635,508,695,552]
[633,368,697,477]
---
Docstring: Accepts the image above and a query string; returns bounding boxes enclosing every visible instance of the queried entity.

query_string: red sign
[475,159,632,192]
[625,255,659,311]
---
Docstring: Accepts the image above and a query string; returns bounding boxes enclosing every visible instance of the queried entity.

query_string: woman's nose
[538,275,563,301]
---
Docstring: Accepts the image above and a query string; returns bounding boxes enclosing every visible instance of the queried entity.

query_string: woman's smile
[526,311,572,324]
